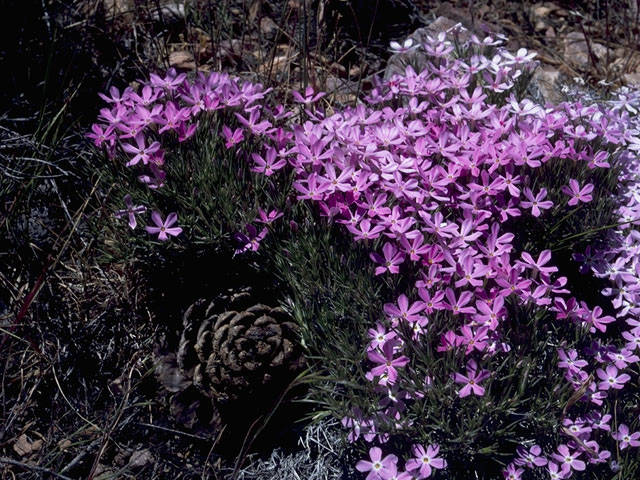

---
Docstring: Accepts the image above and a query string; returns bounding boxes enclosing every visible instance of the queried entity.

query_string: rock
[533,67,563,104]
[13,434,33,456]
[562,31,611,68]
[533,5,554,18]
[260,17,278,37]
[128,449,154,469]
[169,51,196,71]
[623,73,640,86]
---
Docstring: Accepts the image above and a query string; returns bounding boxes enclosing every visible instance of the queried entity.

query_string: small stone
[533,6,553,17]
[623,73,640,86]
[169,51,196,70]
[128,449,154,469]
[13,434,33,456]
[58,439,72,451]
[260,17,278,37]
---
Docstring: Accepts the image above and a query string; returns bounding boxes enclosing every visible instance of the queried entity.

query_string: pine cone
[177,290,305,404]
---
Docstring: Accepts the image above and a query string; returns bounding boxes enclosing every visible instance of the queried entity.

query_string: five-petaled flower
[405,444,447,478]
[562,179,594,206]
[145,211,183,241]
[453,359,490,397]
[355,447,398,480]
[114,194,146,229]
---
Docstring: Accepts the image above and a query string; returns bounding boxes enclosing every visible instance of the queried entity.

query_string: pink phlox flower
[98,85,129,105]
[551,444,585,475]
[138,163,166,189]
[149,68,186,91]
[473,295,505,330]
[371,243,406,275]
[405,444,447,479]
[452,359,490,397]
[176,121,198,142]
[128,84,161,106]
[417,287,446,313]
[516,250,558,276]
[389,38,419,53]
[495,268,532,297]
[234,224,268,255]
[563,418,592,438]
[607,348,639,369]
[399,232,431,262]
[122,132,161,166]
[368,322,397,351]
[114,194,146,229]
[356,447,398,480]
[293,173,331,200]
[502,463,524,480]
[582,440,611,464]
[455,253,490,288]
[444,288,476,315]
[502,47,537,64]
[87,123,116,147]
[521,188,553,217]
[98,104,128,126]
[596,364,631,390]
[514,445,547,468]
[157,101,191,133]
[358,192,391,218]
[562,179,594,206]
[546,462,564,480]
[222,125,244,149]
[341,407,368,443]
[583,305,616,333]
[349,218,386,241]
[557,349,588,375]
[612,424,640,449]
[383,294,426,325]
[459,324,489,354]
[587,412,611,431]
[508,96,542,117]
[292,86,325,104]
[145,211,183,241]
[322,163,354,193]
[436,330,461,352]
[251,147,287,176]
[234,108,272,135]
[255,208,283,225]
[367,340,410,385]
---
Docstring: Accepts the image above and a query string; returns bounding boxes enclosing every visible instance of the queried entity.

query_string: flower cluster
[261,29,636,478]
[90,69,288,242]
[92,24,640,480]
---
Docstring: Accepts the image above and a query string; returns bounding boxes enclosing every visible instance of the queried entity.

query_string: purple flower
[234,224,268,255]
[222,125,244,148]
[521,188,553,217]
[551,444,585,475]
[405,444,447,478]
[114,194,146,229]
[596,364,631,390]
[562,179,594,206]
[145,211,183,241]
[612,424,640,449]
[355,447,397,480]
[292,86,325,105]
[514,445,547,468]
[255,208,283,225]
[367,340,409,385]
[370,243,405,275]
[452,359,490,397]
